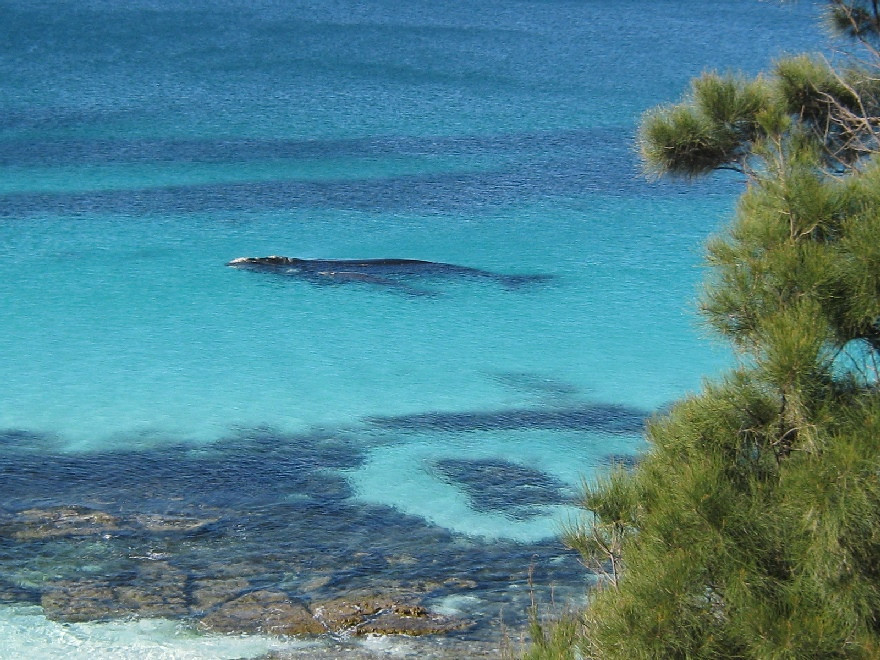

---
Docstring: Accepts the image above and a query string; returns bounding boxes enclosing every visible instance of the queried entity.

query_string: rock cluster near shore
[2,506,472,638]
[200,589,466,637]
[40,575,468,637]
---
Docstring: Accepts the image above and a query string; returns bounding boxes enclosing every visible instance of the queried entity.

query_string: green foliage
[530,2,880,658]
[775,55,880,165]
[562,467,639,588]
[825,0,880,41]
[638,74,771,178]
[574,376,880,657]
[523,610,582,660]
[640,43,880,176]
[775,55,858,123]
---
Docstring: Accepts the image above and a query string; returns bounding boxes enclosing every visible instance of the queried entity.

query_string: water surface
[0,1,826,656]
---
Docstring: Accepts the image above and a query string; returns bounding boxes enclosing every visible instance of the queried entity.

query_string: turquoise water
[1,1,825,656]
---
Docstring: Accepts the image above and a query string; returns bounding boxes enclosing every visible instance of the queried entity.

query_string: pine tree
[530,3,880,658]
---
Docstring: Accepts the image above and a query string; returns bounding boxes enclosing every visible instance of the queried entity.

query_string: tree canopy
[528,2,880,658]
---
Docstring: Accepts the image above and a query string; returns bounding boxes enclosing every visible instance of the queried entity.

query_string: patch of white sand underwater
[346,429,642,541]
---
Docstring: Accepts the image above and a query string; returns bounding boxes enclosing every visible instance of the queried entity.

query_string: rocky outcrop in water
[196,590,470,637]
[39,573,472,637]
[199,589,325,636]
[29,527,471,637]
[312,594,467,635]
[356,611,467,636]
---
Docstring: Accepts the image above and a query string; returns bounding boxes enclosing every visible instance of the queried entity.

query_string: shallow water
[1,0,826,656]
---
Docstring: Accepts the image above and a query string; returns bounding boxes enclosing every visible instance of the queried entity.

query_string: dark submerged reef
[432,458,574,520]
[0,423,595,641]
[366,403,645,434]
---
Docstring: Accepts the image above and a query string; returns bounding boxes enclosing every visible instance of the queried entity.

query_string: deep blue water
[0,1,826,656]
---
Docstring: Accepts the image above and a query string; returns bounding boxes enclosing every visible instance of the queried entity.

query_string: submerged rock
[384,553,419,566]
[0,438,582,642]
[5,506,120,540]
[115,562,189,618]
[41,581,119,622]
[199,589,325,636]
[299,573,333,592]
[0,506,219,542]
[113,583,188,618]
[355,610,469,636]
[196,589,470,638]
[312,594,400,631]
[0,580,39,605]
[132,513,218,533]
[442,577,479,590]
[41,562,189,622]
[191,576,250,611]
[312,594,470,636]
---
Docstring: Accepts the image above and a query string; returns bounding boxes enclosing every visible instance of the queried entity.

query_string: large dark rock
[312,596,385,631]
[197,590,470,638]
[311,594,406,631]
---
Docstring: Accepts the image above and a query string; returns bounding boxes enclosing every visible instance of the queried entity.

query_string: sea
[1,1,826,657]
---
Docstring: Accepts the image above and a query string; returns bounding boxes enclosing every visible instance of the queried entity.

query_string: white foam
[430,594,484,616]
[0,605,316,660]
